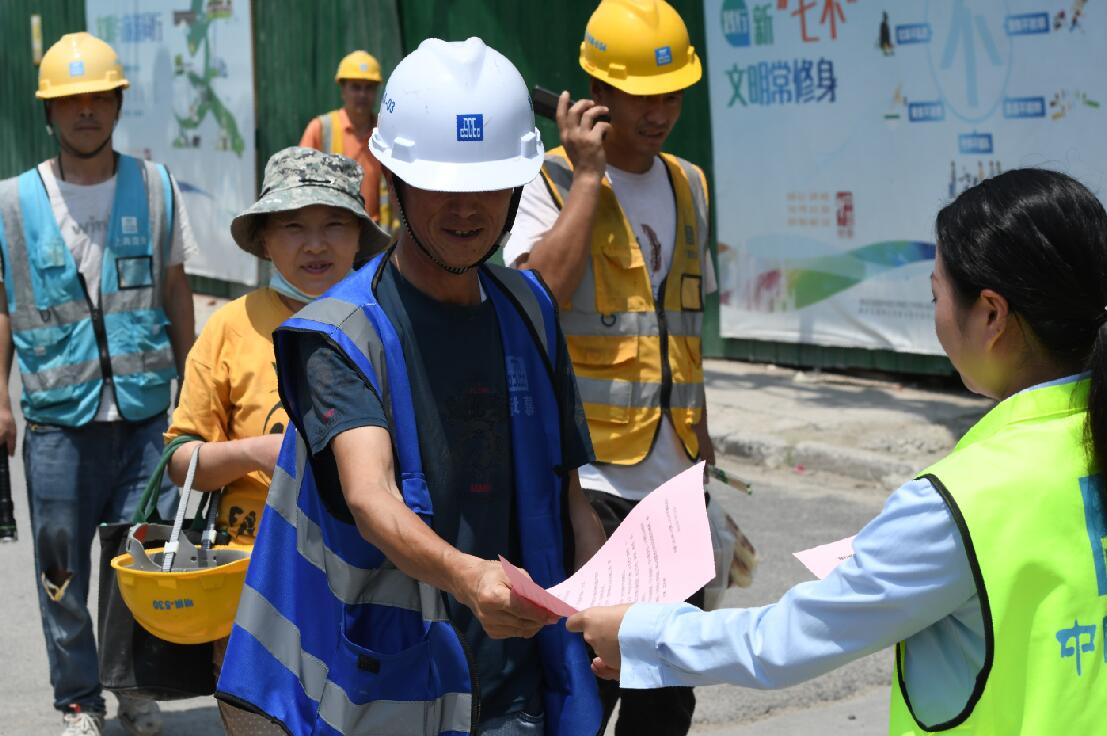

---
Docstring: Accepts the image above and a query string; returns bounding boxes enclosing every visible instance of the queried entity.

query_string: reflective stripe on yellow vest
[889,378,1107,734]
[320,109,398,233]
[320,110,345,155]
[540,146,707,465]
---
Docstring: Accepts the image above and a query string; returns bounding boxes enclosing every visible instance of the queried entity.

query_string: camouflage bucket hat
[230,146,390,258]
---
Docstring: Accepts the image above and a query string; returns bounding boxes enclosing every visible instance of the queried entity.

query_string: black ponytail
[936,168,1107,474]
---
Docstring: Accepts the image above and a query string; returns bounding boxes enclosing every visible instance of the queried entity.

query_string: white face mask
[269,267,323,304]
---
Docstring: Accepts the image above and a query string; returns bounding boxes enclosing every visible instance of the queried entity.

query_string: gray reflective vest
[0,155,176,426]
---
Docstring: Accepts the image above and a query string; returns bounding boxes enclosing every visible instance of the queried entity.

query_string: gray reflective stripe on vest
[559,310,702,338]
[672,157,708,248]
[542,156,573,208]
[0,177,38,323]
[576,376,702,410]
[236,584,472,735]
[294,296,391,424]
[320,114,334,154]
[142,160,169,308]
[22,346,175,395]
[483,267,551,362]
[266,440,448,619]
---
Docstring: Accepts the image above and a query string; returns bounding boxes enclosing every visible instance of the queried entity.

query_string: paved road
[1,399,892,734]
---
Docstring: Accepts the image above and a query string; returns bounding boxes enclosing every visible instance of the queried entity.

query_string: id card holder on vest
[116,255,154,290]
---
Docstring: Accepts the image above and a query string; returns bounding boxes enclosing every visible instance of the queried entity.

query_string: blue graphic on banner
[908,101,945,122]
[928,0,1012,123]
[958,132,993,154]
[1005,12,1050,35]
[896,23,932,44]
[1003,96,1046,118]
[721,0,752,47]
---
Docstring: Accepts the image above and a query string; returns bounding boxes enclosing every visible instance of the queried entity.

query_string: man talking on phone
[505,1,717,734]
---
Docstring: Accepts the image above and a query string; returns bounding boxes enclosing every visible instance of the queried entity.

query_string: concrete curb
[713,430,918,486]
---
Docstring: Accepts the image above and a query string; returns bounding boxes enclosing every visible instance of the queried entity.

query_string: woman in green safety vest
[568,167,1107,734]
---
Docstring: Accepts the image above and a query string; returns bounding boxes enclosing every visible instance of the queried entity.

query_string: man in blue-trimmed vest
[504,1,717,733]
[0,32,196,736]
[216,38,605,735]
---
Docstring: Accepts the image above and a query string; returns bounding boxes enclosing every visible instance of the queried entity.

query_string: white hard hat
[369,37,543,192]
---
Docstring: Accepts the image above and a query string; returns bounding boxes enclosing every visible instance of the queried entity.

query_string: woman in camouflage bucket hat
[162,147,388,735]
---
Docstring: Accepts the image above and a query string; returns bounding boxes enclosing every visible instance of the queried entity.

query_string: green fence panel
[0,1,87,179]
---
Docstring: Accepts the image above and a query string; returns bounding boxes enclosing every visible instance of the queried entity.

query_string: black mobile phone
[531,85,611,124]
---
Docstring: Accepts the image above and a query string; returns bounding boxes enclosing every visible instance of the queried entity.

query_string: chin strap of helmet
[392,175,524,276]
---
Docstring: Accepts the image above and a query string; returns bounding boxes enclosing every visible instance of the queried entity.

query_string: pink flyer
[792,536,856,579]
[501,462,715,617]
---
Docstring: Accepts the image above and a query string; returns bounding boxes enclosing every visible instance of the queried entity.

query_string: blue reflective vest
[217,253,602,735]
[0,154,176,426]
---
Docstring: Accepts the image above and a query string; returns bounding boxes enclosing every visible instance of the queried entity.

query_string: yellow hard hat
[112,529,251,645]
[37,32,129,100]
[579,0,702,96]
[335,50,382,83]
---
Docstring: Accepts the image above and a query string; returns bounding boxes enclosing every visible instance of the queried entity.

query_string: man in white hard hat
[504,0,717,733]
[0,32,196,736]
[216,38,605,735]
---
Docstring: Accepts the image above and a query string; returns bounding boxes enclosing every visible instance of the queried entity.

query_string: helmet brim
[583,56,702,97]
[375,153,543,193]
[36,78,129,100]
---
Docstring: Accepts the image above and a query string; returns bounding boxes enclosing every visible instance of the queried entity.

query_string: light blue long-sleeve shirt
[619,477,983,724]
[619,374,1085,726]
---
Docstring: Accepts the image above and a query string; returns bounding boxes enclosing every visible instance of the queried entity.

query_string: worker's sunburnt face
[262,204,360,297]
[341,79,379,120]
[593,83,683,160]
[400,183,514,271]
[48,91,119,155]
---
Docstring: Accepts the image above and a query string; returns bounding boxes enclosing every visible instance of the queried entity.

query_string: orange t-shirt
[300,107,383,221]
[165,288,294,543]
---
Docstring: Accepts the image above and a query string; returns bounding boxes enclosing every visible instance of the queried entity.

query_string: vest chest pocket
[680,274,703,312]
[105,311,171,375]
[567,335,639,424]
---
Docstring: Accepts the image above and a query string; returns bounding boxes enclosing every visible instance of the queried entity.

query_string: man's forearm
[519,172,603,305]
[333,428,482,600]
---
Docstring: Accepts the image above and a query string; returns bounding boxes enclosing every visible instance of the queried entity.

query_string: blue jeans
[478,710,544,736]
[25,414,169,713]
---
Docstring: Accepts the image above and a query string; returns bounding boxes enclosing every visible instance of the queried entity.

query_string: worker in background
[217,37,605,735]
[0,32,196,736]
[569,168,1107,735]
[300,50,397,234]
[504,1,715,732]
[164,146,389,734]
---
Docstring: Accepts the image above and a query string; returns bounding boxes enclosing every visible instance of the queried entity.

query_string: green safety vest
[889,378,1107,734]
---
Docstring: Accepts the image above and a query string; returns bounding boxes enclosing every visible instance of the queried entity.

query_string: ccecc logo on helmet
[456,113,484,142]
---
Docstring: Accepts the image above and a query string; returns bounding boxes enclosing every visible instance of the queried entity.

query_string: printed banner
[705,0,1106,353]
[87,0,258,285]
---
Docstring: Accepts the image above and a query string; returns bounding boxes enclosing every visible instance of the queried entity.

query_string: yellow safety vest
[889,378,1107,734]
[540,146,708,465]
[319,109,398,233]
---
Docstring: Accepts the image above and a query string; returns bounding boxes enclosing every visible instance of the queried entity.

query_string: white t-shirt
[504,158,716,499]
[9,160,198,421]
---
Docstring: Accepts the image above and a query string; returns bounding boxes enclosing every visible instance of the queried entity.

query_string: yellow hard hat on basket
[37,32,129,100]
[112,524,251,645]
[336,50,382,83]
[578,0,702,96]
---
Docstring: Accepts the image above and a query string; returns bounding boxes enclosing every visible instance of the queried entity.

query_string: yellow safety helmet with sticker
[335,50,382,83]
[579,0,702,96]
[37,31,129,100]
[112,524,251,645]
